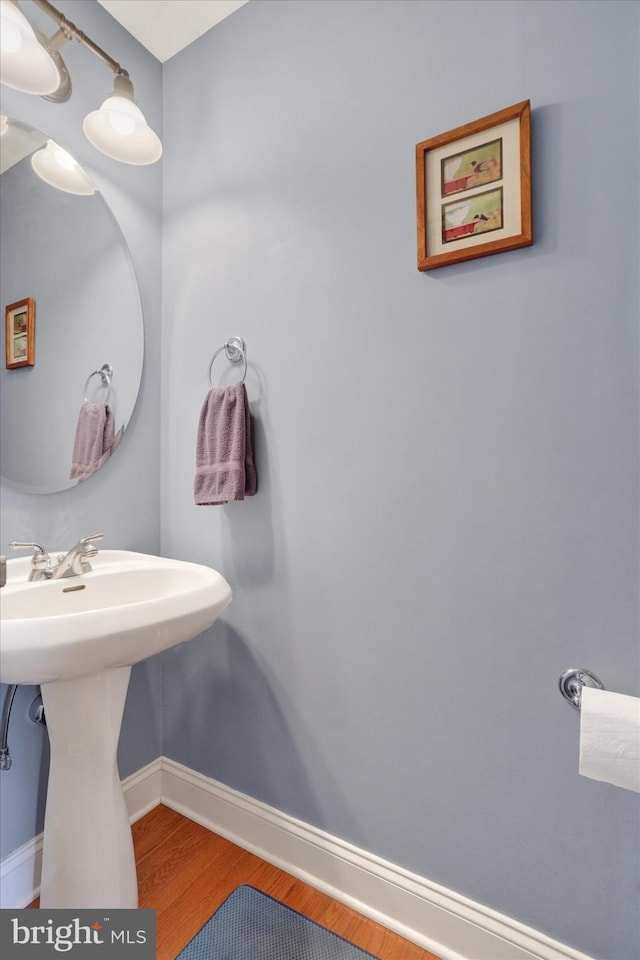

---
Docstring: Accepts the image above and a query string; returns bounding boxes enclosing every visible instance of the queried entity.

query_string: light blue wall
[0,0,162,859]
[1,2,638,957]
[160,2,639,959]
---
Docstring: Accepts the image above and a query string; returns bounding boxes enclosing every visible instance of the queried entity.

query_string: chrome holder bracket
[558,668,604,711]
[224,336,245,362]
[208,337,247,386]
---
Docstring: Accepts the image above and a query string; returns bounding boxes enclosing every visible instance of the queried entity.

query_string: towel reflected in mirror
[70,402,123,482]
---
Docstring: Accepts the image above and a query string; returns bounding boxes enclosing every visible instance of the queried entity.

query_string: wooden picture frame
[416,100,532,271]
[5,297,35,369]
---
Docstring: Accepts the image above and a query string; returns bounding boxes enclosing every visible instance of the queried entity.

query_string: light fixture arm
[32,0,129,79]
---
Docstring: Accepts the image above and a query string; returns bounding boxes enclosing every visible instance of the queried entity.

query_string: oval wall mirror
[0,116,143,494]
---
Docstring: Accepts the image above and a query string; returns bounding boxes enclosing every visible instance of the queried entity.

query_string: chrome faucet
[9,534,103,581]
[50,533,103,579]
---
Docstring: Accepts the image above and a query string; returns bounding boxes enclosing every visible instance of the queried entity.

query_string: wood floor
[29,804,442,959]
[133,804,442,959]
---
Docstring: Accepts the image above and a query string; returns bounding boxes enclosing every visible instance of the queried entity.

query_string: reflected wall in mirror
[0,117,143,494]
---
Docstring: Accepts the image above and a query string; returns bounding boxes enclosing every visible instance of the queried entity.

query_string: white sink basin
[0,549,232,684]
[0,548,232,909]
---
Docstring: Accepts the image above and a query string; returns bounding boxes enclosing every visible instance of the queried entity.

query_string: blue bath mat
[177,884,380,960]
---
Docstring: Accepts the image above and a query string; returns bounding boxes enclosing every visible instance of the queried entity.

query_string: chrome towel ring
[208,336,247,386]
[83,363,113,403]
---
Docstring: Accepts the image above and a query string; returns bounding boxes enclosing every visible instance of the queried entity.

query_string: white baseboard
[158,757,595,960]
[1,756,595,960]
[123,755,163,823]
[0,833,43,910]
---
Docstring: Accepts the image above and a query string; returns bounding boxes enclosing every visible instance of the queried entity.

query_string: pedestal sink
[0,550,232,908]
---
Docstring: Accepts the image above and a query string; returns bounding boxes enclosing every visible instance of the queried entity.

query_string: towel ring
[208,337,247,386]
[83,364,113,404]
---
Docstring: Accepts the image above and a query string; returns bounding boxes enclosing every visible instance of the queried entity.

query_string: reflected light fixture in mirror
[0,0,161,165]
[31,139,97,195]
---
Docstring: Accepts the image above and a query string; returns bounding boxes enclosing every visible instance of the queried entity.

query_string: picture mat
[425,116,521,258]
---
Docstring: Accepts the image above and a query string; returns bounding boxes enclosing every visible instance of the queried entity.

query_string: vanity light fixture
[83,74,161,166]
[0,0,63,96]
[0,0,161,165]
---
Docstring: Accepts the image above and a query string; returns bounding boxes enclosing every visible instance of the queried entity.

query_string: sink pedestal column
[39,666,138,908]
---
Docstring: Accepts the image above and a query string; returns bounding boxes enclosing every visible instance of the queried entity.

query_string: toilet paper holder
[559,668,605,711]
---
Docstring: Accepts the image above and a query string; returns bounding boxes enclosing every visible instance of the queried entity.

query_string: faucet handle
[80,534,103,562]
[8,541,47,557]
[75,534,103,573]
[8,542,52,581]
[80,534,104,546]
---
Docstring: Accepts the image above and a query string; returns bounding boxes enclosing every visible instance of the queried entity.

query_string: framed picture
[5,297,35,369]
[416,100,532,271]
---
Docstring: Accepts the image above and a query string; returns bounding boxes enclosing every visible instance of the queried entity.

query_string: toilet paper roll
[579,687,640,793]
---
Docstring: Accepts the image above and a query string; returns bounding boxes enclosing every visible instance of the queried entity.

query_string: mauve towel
[70,402,122,481]
[194,381,257,505]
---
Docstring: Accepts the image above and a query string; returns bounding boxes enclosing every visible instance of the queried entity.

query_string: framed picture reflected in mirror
[5,297,35,369]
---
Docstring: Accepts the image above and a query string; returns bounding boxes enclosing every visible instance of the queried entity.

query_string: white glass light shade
[31,140,97,196]
[0,0,61,95]
[83,95,162,166]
